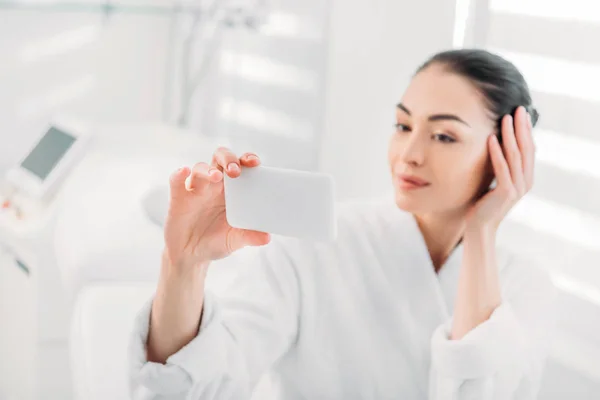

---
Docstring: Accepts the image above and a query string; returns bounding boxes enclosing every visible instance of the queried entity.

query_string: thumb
[229,228,271,250]
[169,166,191,200]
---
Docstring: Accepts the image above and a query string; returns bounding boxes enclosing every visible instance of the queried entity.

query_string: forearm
[451,227,502,340]
[147,250,210,364]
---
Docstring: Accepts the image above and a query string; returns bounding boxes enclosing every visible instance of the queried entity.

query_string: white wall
[177,0,332,171]
[319,0,458,200]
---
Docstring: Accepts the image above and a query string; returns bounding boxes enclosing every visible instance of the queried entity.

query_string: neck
[413,208,467,272]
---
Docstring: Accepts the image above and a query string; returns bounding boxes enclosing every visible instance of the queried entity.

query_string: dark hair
[416,49,540,135]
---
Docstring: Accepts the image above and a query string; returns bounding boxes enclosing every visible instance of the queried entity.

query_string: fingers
[239,152,261,168]
[514,107,536,190]
[501,112,527,196]
[173,149,261,196]
[212,147,242,177]
[169,166,191,199]
[489,134,515,200]
[186,162,223,192]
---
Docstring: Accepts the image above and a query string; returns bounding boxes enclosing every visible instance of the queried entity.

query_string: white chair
[69,256,277,400]
[70,283,154,400]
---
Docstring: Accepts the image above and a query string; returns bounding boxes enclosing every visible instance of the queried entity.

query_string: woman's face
[388,64,497,215]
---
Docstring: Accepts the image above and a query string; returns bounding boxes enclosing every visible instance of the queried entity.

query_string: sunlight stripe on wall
[220,51,319,93]
[508,194,600,252]
[219,97,314,141]
[490,48,600,103]
[534,129,600,181]
[490,0,600,24]
[20,25,100,64]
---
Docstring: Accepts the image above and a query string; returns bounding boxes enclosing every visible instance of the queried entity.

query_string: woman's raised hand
[163,147,271,270]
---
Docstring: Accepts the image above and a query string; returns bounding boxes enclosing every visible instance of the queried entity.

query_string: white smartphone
[223,165,337,241]
[6,117,92,199]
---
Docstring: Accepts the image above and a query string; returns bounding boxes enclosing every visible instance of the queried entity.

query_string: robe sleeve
[128,238,302,399]
[428,257,558,399]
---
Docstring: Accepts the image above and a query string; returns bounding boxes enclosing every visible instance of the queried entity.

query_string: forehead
[400,65,493,127]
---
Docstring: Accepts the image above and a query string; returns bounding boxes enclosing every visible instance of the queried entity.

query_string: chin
[393,190,431,214]
[394,189,471,217]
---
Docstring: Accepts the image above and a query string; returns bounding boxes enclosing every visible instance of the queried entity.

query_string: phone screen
[20,127,77,181]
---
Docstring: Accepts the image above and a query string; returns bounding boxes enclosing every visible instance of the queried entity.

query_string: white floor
[0,234,74,400]
[37,341,73,400]
[540,359,600,400]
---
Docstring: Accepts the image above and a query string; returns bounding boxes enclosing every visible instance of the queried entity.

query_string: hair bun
[526,106,540,127]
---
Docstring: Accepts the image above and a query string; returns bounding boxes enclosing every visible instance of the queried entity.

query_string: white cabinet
[0,186,67,400]
[0,248,37,400]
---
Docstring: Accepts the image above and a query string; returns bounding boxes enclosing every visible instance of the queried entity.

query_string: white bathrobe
[129,198,557,399]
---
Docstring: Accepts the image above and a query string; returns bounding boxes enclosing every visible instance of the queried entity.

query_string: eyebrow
[396,103,471,127]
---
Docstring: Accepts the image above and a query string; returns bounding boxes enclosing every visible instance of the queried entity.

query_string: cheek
[433,146,489,195]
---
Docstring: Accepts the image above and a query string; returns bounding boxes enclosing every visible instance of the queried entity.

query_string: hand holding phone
[162,148,272,269]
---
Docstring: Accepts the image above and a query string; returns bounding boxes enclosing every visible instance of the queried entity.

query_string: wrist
[462,225,497,268]
[156,250,208,311]
[464,222,496,242]
[161,249,211,280]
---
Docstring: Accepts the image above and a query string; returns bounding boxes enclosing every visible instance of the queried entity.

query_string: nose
[399,130,427,167]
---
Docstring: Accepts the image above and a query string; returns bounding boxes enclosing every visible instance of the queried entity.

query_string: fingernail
[247,154,258,161]
[228,163,240,173]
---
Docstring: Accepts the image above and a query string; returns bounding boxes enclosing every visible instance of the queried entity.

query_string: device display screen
[20,126,76,181]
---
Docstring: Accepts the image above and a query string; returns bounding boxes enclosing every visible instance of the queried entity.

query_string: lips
[399,174,430,187]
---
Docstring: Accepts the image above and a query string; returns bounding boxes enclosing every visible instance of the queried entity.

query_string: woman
[130,49,556,399]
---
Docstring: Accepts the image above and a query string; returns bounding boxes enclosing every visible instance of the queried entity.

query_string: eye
[433,133,456,143]
[394,123,410,133]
